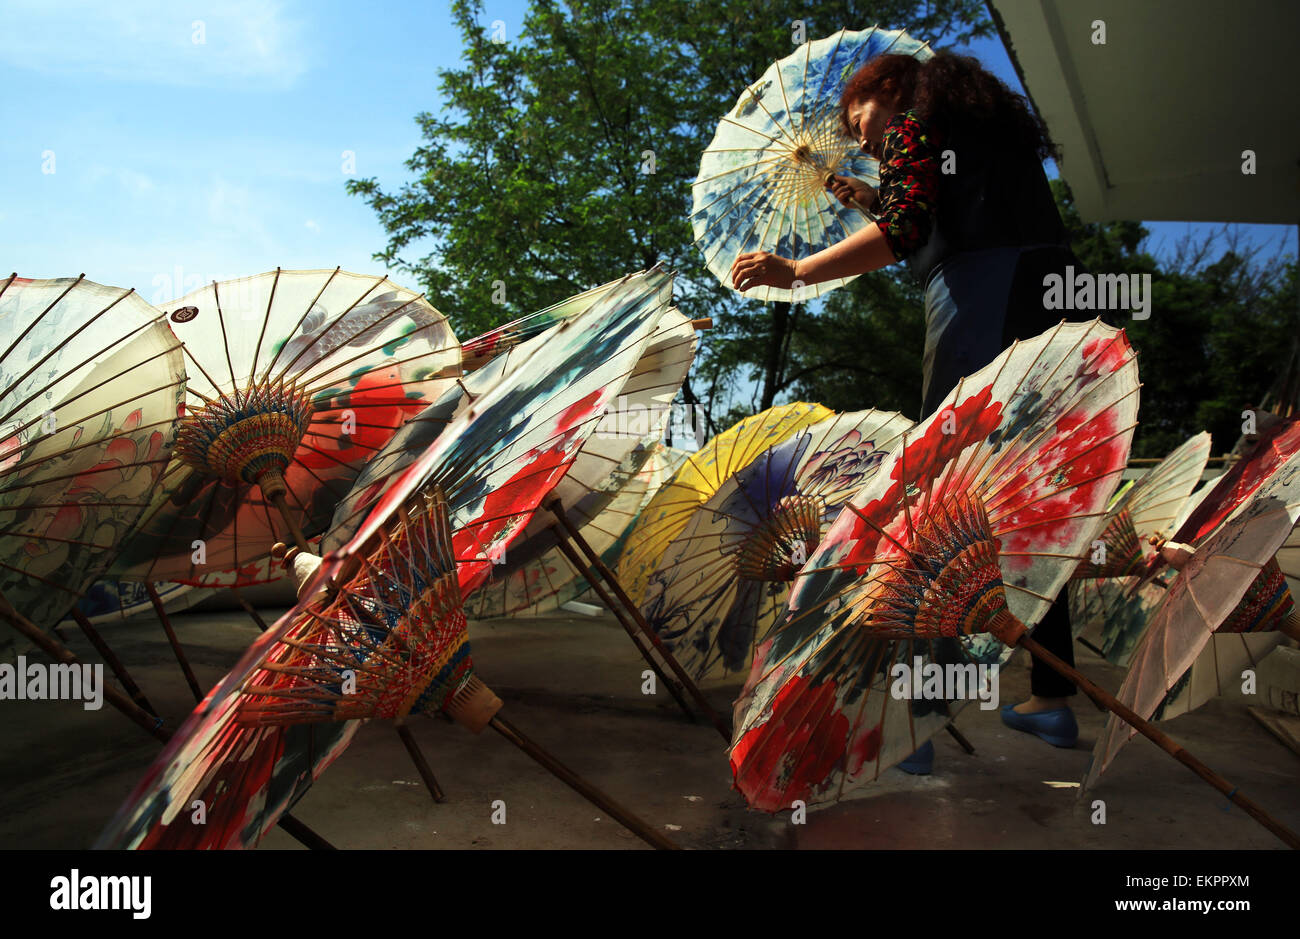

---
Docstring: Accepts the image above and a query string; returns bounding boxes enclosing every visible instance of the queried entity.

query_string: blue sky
[1,1,1293,312]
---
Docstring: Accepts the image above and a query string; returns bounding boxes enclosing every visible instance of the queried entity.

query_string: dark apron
[919,243,1088,418]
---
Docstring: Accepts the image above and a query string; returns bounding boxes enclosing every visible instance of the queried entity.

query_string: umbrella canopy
[468,306,697,576]
[109,268,460,587]
[1085,449,1300,788]
[96,267,679,848]
[731,321,1138,810]
[467,440,683,619]
[65,580,213,627]
[693,26,932,303]
[1073,432,1211,579]
[1166,419,1300,553]
[616,402,834,608]
[0,274,185,630]
[1068,432,1212,660]
[460,274,628,372]
[643,409,913,681]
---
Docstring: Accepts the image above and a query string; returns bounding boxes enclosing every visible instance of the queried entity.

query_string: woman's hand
[730,251,798,292]
[825,175,877,212]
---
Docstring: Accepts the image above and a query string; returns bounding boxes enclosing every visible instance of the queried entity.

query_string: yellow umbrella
[614,402,833,607]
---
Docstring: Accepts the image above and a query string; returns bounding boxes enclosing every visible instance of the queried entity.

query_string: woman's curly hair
[838,50,1060,163]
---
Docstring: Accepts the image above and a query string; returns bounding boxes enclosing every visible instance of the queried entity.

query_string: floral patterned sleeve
[874,109,941,261]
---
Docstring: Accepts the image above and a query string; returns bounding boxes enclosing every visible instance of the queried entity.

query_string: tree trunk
[760,301,790,411]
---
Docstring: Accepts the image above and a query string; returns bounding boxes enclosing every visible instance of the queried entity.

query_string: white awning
[988,0,1299,223]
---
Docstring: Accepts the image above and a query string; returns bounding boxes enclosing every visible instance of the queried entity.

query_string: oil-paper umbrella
[326,294,716,730]
[1075,420,1300,699]
[1074,423,1300,668]
[730,320,1140,811]
[66,580,213,627]
[0,274,187,715]
[1072,432,1212,581]
[0,275,184,627]
[693,26,932,303]
[1071,429,1300,781]
[642,409,913,681]
[323,289,692,554]
[616,402,834,609]
[1084,451,1300,800]
[1156,419,1300,568]
[96,268,683,849]
[1067,432,1211,661]
[465,304,697,573]
[108,268,460,587]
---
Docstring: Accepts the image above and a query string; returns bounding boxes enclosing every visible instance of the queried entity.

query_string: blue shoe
[1000,704,1078,748]
[898,740,934,775]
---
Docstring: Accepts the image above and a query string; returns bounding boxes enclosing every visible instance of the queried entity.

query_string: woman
[730,51,1087,767]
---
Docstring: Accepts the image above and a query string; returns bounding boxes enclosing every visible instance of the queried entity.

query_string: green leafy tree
[1056,180,1298,457]
[347,0,992,431]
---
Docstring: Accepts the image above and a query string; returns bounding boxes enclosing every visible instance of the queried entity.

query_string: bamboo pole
[230,587,269,632]
[548,499,733,743]
[268,490,311,553]
[489,713,679,850]
[551,534,697,724]
[395,722,447,803]
[944,722,976,755]
[68,608,157,715]
[144,583,202,702]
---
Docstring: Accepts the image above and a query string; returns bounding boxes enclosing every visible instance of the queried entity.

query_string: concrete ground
[0,605,1296,850]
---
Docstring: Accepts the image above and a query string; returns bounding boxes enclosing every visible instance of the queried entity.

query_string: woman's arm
[794,224,898,282]
[729,210,899,291]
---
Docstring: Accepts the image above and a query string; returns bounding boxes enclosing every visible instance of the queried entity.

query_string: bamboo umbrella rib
[0,275,83,365]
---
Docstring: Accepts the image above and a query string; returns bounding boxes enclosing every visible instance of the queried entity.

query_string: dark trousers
[920,244,1083,697]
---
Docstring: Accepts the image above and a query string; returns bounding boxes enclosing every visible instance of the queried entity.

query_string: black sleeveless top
[875,111,1068,287]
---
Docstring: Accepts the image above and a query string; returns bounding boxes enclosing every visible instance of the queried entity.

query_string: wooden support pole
[944,722,976,755]
[551,534,697,725]
[230,587,269,632]
[144,583,202,702]
[69,608,157,715]
[489,713,679,850]
[395,723,447,803]
[549,499,733,743]
[269,491,311,553]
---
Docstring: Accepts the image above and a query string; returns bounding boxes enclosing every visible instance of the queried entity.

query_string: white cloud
[304,219,320,232]
[88,165,155,195]
[0,0,310,89]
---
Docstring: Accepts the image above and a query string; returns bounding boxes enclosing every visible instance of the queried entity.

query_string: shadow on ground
[0,607,1295,849]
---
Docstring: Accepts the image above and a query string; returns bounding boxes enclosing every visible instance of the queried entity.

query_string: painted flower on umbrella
[802,428,889,493]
